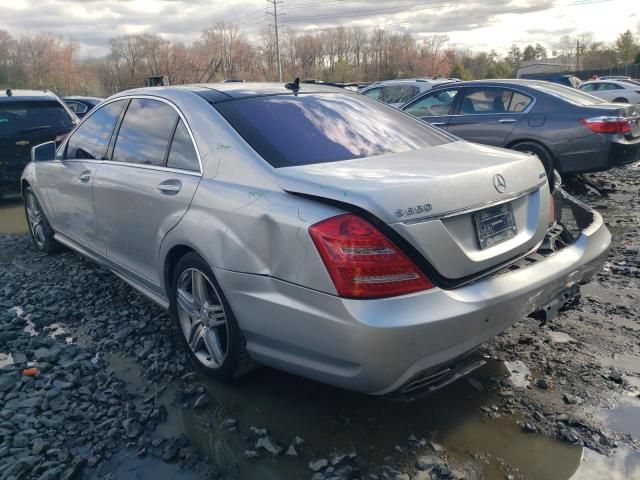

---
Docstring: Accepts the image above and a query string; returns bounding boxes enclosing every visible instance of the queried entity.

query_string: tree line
[0,22,638,97]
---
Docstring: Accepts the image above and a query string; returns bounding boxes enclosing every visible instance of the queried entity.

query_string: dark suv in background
[0,89,77,197]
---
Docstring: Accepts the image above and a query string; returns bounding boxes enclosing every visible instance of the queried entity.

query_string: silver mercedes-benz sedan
[22,83,610,398]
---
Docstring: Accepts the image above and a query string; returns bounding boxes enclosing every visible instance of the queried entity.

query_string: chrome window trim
[408,85,537,117]
[59,158,202,177]
[60,93,204,176]
[449,86,536,117]
[399,180,547,225]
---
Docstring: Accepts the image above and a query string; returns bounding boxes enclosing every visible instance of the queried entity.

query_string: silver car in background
[360,78,459,108]
[22,83,610,398]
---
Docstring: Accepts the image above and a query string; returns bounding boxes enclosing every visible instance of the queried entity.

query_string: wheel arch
[505,137,552,152]
[163,244,198,297]
[505,138,558,177]
[21,179,31,197]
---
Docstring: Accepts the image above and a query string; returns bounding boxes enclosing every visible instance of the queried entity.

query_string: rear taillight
[309,213,433,298]
[579,116,631,134]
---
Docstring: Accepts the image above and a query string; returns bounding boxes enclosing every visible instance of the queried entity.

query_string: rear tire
[23,187,61,253]
[170,252,254,382]
[613,97,628,103]
[510,141,555,184]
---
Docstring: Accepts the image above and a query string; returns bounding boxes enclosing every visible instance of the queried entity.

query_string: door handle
[498,118,517,123]
[157,180,182,195]
[78,172,91,183]
[430,122,446,126]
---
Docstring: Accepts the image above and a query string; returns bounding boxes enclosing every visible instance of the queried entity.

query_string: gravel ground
[0,167,639,480]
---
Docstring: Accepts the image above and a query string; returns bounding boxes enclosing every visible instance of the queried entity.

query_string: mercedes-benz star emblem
[493,174,507,193]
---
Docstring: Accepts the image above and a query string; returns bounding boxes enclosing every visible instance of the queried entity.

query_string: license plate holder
[473,203,517,249]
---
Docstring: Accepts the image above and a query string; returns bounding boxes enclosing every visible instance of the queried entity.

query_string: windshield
[530,82,607,106]
[0,101,75,138]
[215,93,451,168]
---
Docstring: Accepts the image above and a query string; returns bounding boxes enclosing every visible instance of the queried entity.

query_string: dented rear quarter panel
[157,102,340,296]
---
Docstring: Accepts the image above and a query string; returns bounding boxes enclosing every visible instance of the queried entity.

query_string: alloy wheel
[26,192,46,249]
[176,268,230,369]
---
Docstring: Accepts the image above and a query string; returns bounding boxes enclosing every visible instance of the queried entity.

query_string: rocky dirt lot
[0,167,639,480]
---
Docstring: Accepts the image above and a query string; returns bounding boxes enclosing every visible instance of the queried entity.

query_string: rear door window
[166,120,199,171]
[380,85,420,104]
[404,89,460,117]
[460,88,518,114]
[65,100,126,160]
[214,92,451,168]
[506,91,533,112]
[112,99,178,166]
[0,101,74,138]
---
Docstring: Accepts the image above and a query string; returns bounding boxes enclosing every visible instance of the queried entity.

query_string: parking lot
[0,166,638,480]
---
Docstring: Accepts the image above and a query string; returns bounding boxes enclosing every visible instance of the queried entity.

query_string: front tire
[170,252,254,382]
[24,187,61,253]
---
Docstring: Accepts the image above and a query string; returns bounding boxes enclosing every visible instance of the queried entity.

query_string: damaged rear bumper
[216,187,610,396]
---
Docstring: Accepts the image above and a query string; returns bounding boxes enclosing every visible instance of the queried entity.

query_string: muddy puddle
[0,198,28,235]
[102,353,639,479]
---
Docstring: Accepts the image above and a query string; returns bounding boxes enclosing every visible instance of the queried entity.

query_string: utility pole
[576,39,580,71]
[267,0,283,82]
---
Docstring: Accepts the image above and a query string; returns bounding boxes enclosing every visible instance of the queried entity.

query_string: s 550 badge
[395,204,433,218]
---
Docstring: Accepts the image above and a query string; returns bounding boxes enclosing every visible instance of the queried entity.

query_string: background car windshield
[215,93,450,168]
[0,101,74,138]
[379,85,419,104]
[530,82,607,106]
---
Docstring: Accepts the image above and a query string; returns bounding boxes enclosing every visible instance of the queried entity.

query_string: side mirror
[31,141,57,162]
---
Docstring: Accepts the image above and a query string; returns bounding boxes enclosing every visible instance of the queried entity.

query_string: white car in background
[360,78,459,108]
[579,79,640,104]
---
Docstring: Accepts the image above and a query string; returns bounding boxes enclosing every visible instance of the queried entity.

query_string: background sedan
[579,79,640,104]
[359,78,458,108]
[401,79,640,175]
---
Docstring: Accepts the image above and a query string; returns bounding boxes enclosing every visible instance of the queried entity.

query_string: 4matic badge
[395,203,433,218]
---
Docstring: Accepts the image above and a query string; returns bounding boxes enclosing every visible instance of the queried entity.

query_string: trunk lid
[277,141,551,281]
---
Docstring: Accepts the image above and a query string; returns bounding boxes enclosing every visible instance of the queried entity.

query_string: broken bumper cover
[216,188,610,396]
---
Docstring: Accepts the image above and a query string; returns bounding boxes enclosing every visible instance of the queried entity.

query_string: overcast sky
[0,0,638,56]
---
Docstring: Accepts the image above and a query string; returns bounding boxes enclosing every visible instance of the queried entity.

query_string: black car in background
[401,79,640,175]
[1,89,77,197]
[63,96,103,118]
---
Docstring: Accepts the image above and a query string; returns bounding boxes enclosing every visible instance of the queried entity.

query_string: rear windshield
[0,101,74,138]
[214,93,451,168]
[530,82,607,106]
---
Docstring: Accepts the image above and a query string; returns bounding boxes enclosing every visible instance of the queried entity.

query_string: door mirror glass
[31,141,57,162]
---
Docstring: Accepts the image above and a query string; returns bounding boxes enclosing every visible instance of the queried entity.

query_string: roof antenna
[5,89,12,97]
[285,77,300,92]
